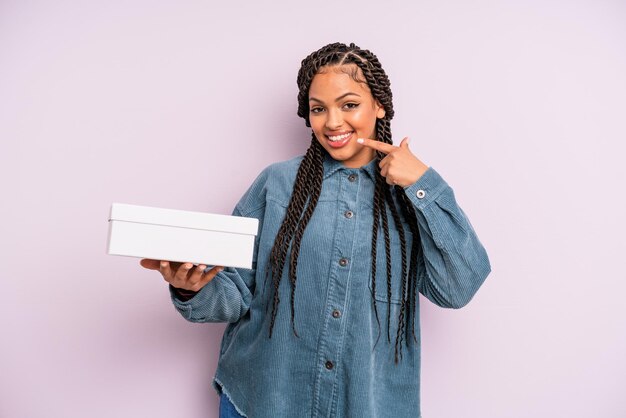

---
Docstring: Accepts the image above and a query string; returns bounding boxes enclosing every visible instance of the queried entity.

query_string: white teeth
[327,132,353,142]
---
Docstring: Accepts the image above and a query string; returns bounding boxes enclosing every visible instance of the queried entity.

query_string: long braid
[268,43,363,336]
[398,190,421,344]
[370,121,391,344]
[386,185,408,363]
[346,54,415,363]
[269,43,421,364]
[380,171,392,343]
[266,138,323,337]
[370,165,382,347]
[287,136,324,336]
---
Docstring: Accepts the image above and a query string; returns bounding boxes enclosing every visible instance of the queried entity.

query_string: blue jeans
[220,392,244,418]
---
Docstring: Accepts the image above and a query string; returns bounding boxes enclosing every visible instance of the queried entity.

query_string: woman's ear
[376,102,386,119]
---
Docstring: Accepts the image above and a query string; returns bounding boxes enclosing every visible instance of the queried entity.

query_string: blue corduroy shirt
[170,154,491,418]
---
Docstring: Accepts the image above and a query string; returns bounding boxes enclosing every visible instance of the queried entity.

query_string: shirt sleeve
[169,169,269,323]
[169,285,199,302]
[403,167,491,309]
[169,259,255,323]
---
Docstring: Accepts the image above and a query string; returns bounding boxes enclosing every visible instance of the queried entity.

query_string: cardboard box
[107,203,259,269]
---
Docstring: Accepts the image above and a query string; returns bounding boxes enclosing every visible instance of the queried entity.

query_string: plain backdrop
[1,0,625,417]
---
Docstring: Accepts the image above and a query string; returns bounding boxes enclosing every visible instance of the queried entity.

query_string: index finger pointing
[356,138,397,154]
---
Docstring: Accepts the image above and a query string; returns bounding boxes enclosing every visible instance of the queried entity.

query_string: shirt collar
[322,152,378,181]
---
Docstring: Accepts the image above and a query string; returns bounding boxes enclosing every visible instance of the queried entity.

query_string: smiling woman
[141,42,491,418]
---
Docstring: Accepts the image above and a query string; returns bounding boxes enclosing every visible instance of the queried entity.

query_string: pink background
[1,1,625,417]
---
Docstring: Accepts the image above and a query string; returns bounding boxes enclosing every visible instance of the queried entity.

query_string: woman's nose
[325,109,343,130]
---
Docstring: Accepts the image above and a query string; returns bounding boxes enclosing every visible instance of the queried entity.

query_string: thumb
[140,259,161,270]
[399,137,410,149]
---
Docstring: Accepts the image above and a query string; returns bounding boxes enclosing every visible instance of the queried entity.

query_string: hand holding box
[139,259,223,293]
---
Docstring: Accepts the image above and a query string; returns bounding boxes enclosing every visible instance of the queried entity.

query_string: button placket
[313,169,360,415]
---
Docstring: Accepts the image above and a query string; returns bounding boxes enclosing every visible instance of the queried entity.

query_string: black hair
[267,42,421,363]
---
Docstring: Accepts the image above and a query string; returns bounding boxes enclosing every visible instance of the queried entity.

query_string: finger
[196,266,224,288]
[379,154,391,170]
[381,166,396,185]
[399,136,410,149]
[356,138,397,154]
[379,163,397,185]
[174,262,194,282]
[140,259,160,270]
[188,264,207,286]
[380,161,389,178]
[384,172,398,185]
[159,261,174,281]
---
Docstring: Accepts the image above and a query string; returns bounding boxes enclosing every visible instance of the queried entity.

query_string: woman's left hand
[357,137,429,187]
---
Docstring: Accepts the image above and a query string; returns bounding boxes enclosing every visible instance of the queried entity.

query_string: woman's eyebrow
[309,92,362,103]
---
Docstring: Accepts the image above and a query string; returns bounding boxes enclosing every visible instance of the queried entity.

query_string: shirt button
[348,174,357,182]
[416,189,426,199]
[344,210,353,219]
[339,258,349,267]
[325,360,334,370]
[332,309,341,318]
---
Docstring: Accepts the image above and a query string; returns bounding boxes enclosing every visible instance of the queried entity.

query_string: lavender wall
[1,1,625,417]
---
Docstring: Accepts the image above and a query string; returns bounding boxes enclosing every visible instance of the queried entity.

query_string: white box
[107,203,259,269]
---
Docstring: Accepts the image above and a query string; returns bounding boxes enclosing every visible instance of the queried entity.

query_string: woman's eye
[310,107,324,114]
[343,103,359,110]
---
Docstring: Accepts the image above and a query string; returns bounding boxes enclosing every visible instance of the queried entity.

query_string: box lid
[109,203,258,236]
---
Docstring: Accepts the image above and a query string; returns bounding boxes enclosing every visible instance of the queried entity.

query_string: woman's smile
[325,130,353,147]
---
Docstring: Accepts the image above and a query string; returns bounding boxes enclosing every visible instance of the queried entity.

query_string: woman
[141,42,491,418]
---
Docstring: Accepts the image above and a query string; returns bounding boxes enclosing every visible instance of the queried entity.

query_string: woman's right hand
[140,259,224,292]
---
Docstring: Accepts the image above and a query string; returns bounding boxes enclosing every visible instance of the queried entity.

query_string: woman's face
[308,65,386,168]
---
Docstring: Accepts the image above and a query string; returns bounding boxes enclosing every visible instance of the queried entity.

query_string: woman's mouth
[326,131,353,148]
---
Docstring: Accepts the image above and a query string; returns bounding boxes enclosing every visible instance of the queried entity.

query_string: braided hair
[267,42,421,363]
